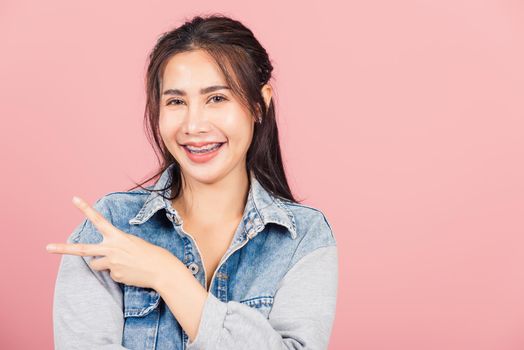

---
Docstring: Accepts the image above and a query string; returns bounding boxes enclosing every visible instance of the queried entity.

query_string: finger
[88,256,110,271]
[72,196,119,239]
[46,242,110,257]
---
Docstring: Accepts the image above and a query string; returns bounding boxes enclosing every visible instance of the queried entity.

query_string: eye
[166,98,184,106]
[165,95,227,106]
[208,95,227,103]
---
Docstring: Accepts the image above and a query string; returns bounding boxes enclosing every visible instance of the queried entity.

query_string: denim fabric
[57,163,337,349]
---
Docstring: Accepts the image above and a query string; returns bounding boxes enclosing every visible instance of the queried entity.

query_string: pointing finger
[46,242,110,257]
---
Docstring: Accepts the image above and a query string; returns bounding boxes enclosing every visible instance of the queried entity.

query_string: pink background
[1,0,523,349]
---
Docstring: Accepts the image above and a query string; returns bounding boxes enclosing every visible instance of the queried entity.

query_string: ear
[261,83,273,110]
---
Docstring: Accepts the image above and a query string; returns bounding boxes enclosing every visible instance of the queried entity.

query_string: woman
[48,14,338,350]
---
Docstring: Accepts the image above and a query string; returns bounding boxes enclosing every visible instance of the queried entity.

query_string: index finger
[46,242,109,256]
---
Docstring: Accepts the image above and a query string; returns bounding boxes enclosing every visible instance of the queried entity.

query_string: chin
[180,165,228,185]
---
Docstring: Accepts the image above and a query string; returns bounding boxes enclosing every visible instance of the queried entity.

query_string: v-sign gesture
[46,196,183,291]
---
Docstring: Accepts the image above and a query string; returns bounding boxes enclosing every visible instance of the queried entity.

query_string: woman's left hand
[46,196,182,290]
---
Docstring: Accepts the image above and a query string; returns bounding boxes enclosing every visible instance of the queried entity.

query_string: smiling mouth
[183,142,225,154]
[179,141,227,153]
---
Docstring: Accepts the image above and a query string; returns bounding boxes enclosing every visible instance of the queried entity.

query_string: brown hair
[127,13,301,203]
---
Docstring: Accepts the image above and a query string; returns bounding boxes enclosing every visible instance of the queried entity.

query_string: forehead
[162,49,226,86]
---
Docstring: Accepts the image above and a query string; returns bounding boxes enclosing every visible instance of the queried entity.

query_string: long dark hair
[127,13,301,203]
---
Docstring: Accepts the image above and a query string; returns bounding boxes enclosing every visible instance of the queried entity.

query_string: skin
[46,48,272,343]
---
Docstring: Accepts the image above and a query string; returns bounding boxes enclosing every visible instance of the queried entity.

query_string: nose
[182,103,210,135]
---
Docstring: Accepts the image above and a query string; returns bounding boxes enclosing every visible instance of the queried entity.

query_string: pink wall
[1,0,523,349]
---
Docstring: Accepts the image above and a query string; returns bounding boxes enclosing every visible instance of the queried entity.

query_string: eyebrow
[162,85,230,96]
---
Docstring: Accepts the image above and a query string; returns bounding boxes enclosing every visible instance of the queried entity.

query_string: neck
[173,167,250,227]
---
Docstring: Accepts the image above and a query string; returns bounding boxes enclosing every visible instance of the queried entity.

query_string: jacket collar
[128,163,297,240]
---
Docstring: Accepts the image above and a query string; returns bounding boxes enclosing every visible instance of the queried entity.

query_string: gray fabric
[53,233,127,350]
[53,239,338,349]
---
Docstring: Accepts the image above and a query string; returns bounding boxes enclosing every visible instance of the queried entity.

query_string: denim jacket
[53,163,338,349]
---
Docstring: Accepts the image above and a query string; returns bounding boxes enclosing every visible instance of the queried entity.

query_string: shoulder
[96,187,152,204]
[276,199,337,265]
[280,199,336,244]
[95,187,151,210]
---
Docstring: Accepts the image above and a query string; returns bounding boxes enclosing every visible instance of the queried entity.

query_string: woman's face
[159,49,256,186]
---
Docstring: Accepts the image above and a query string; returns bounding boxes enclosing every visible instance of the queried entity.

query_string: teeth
[186,142,221,150]
[186,143,222,153]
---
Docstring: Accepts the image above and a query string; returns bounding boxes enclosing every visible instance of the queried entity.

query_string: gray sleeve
[52,221,130,350]
[186,244,339,350]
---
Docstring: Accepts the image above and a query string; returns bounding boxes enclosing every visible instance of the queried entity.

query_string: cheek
[218,109,253,143]
[158,119,169,143]
[227,124,254,156]
[159,113,181,138]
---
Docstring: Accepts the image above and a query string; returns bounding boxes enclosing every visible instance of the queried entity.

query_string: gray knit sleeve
[52,219,130,350]
[186,244,339,350]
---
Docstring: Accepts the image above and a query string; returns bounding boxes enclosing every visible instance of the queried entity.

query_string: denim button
[187,262,199,275]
